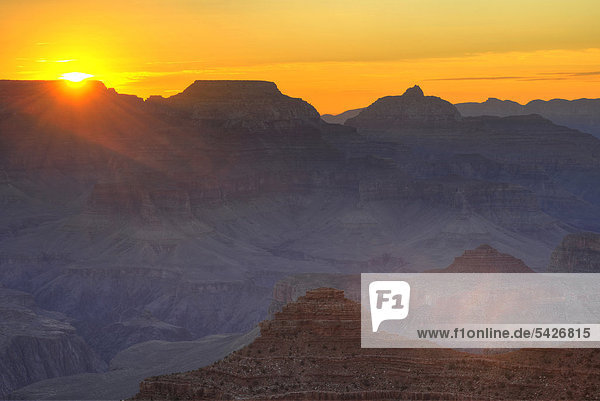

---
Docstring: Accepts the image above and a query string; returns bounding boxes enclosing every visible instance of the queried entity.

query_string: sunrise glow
[2,0,600,113]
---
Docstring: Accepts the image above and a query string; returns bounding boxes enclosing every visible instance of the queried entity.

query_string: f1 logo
[369,281,411,332]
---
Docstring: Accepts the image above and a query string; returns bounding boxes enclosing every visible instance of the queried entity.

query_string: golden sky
[1,0,599,114]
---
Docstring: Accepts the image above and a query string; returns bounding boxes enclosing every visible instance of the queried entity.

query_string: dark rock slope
[132,288,600,400]
[547,232,600,272]
[0,285,105,397]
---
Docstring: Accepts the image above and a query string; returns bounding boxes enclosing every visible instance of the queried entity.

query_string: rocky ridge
[456,97,600,138]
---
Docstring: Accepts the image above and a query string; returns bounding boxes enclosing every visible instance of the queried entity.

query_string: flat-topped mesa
[345,85,462,130]
[432,244,534,273]
[175,80,280,99]
[148,80,320,129]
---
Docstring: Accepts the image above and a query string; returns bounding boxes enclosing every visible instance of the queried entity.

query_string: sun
[60,72,94,82]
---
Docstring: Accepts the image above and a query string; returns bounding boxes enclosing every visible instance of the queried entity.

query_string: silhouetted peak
[345,85,461,129]
[402,85,424,97]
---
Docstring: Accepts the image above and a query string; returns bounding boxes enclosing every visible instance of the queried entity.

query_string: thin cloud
[426,71,600,82]
[425,76,525,81]
[145,60,206,65]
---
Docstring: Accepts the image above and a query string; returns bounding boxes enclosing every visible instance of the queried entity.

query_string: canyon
[1,79,599,397]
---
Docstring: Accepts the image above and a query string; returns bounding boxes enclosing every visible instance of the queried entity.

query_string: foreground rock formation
[132,288,600,400]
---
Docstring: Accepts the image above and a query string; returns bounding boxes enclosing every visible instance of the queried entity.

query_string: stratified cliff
[132,288,599,400]
[547,232,600,272]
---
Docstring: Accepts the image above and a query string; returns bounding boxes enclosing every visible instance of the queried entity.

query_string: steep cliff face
[346,85,461,129]
[547,232,600,272]
[0,286,105,397]
[132,288,599,401]
[431,244,534,273]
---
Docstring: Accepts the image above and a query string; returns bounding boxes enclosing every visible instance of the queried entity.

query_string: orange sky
[1,0,599,114]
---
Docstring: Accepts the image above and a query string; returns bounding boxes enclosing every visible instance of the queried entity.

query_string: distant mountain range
[322,95,600,138]
[320,107,363,124]
[456,97,600,138]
